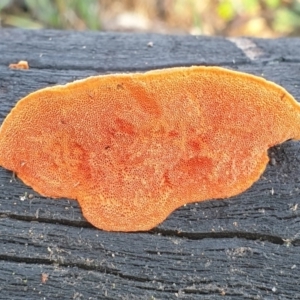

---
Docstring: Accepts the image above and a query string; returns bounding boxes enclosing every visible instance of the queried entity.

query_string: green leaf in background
[265,0,280,9]
[72,0,101,30]
[0,0,12,11]
[217,0,235,21]
[242,0,260,13]
[24,0,60,28]
[274,7,300,34]
[4,14,43,29]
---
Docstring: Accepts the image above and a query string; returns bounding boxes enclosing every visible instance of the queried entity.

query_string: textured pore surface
[0,66,300,231]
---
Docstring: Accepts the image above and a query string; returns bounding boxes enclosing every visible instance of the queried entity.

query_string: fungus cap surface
[0,66,300,231]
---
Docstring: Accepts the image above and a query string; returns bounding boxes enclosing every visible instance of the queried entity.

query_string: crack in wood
[151,228,289,245]
[2,213,298,246]
[0,254,154,285]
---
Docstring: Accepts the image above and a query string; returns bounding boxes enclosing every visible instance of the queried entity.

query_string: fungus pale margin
[0,66,300,232]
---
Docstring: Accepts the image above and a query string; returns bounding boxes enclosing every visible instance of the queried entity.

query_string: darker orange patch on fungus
[8,60,29,70]
[0,66,300,232]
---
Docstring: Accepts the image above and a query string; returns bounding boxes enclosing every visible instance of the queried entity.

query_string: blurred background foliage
[0,0,300,36]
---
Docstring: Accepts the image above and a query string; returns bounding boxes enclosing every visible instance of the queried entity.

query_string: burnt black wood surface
[0,29,299,300]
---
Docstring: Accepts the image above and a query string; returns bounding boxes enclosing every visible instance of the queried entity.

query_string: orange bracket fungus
[8,60,29,70]
[0,66,300,232]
